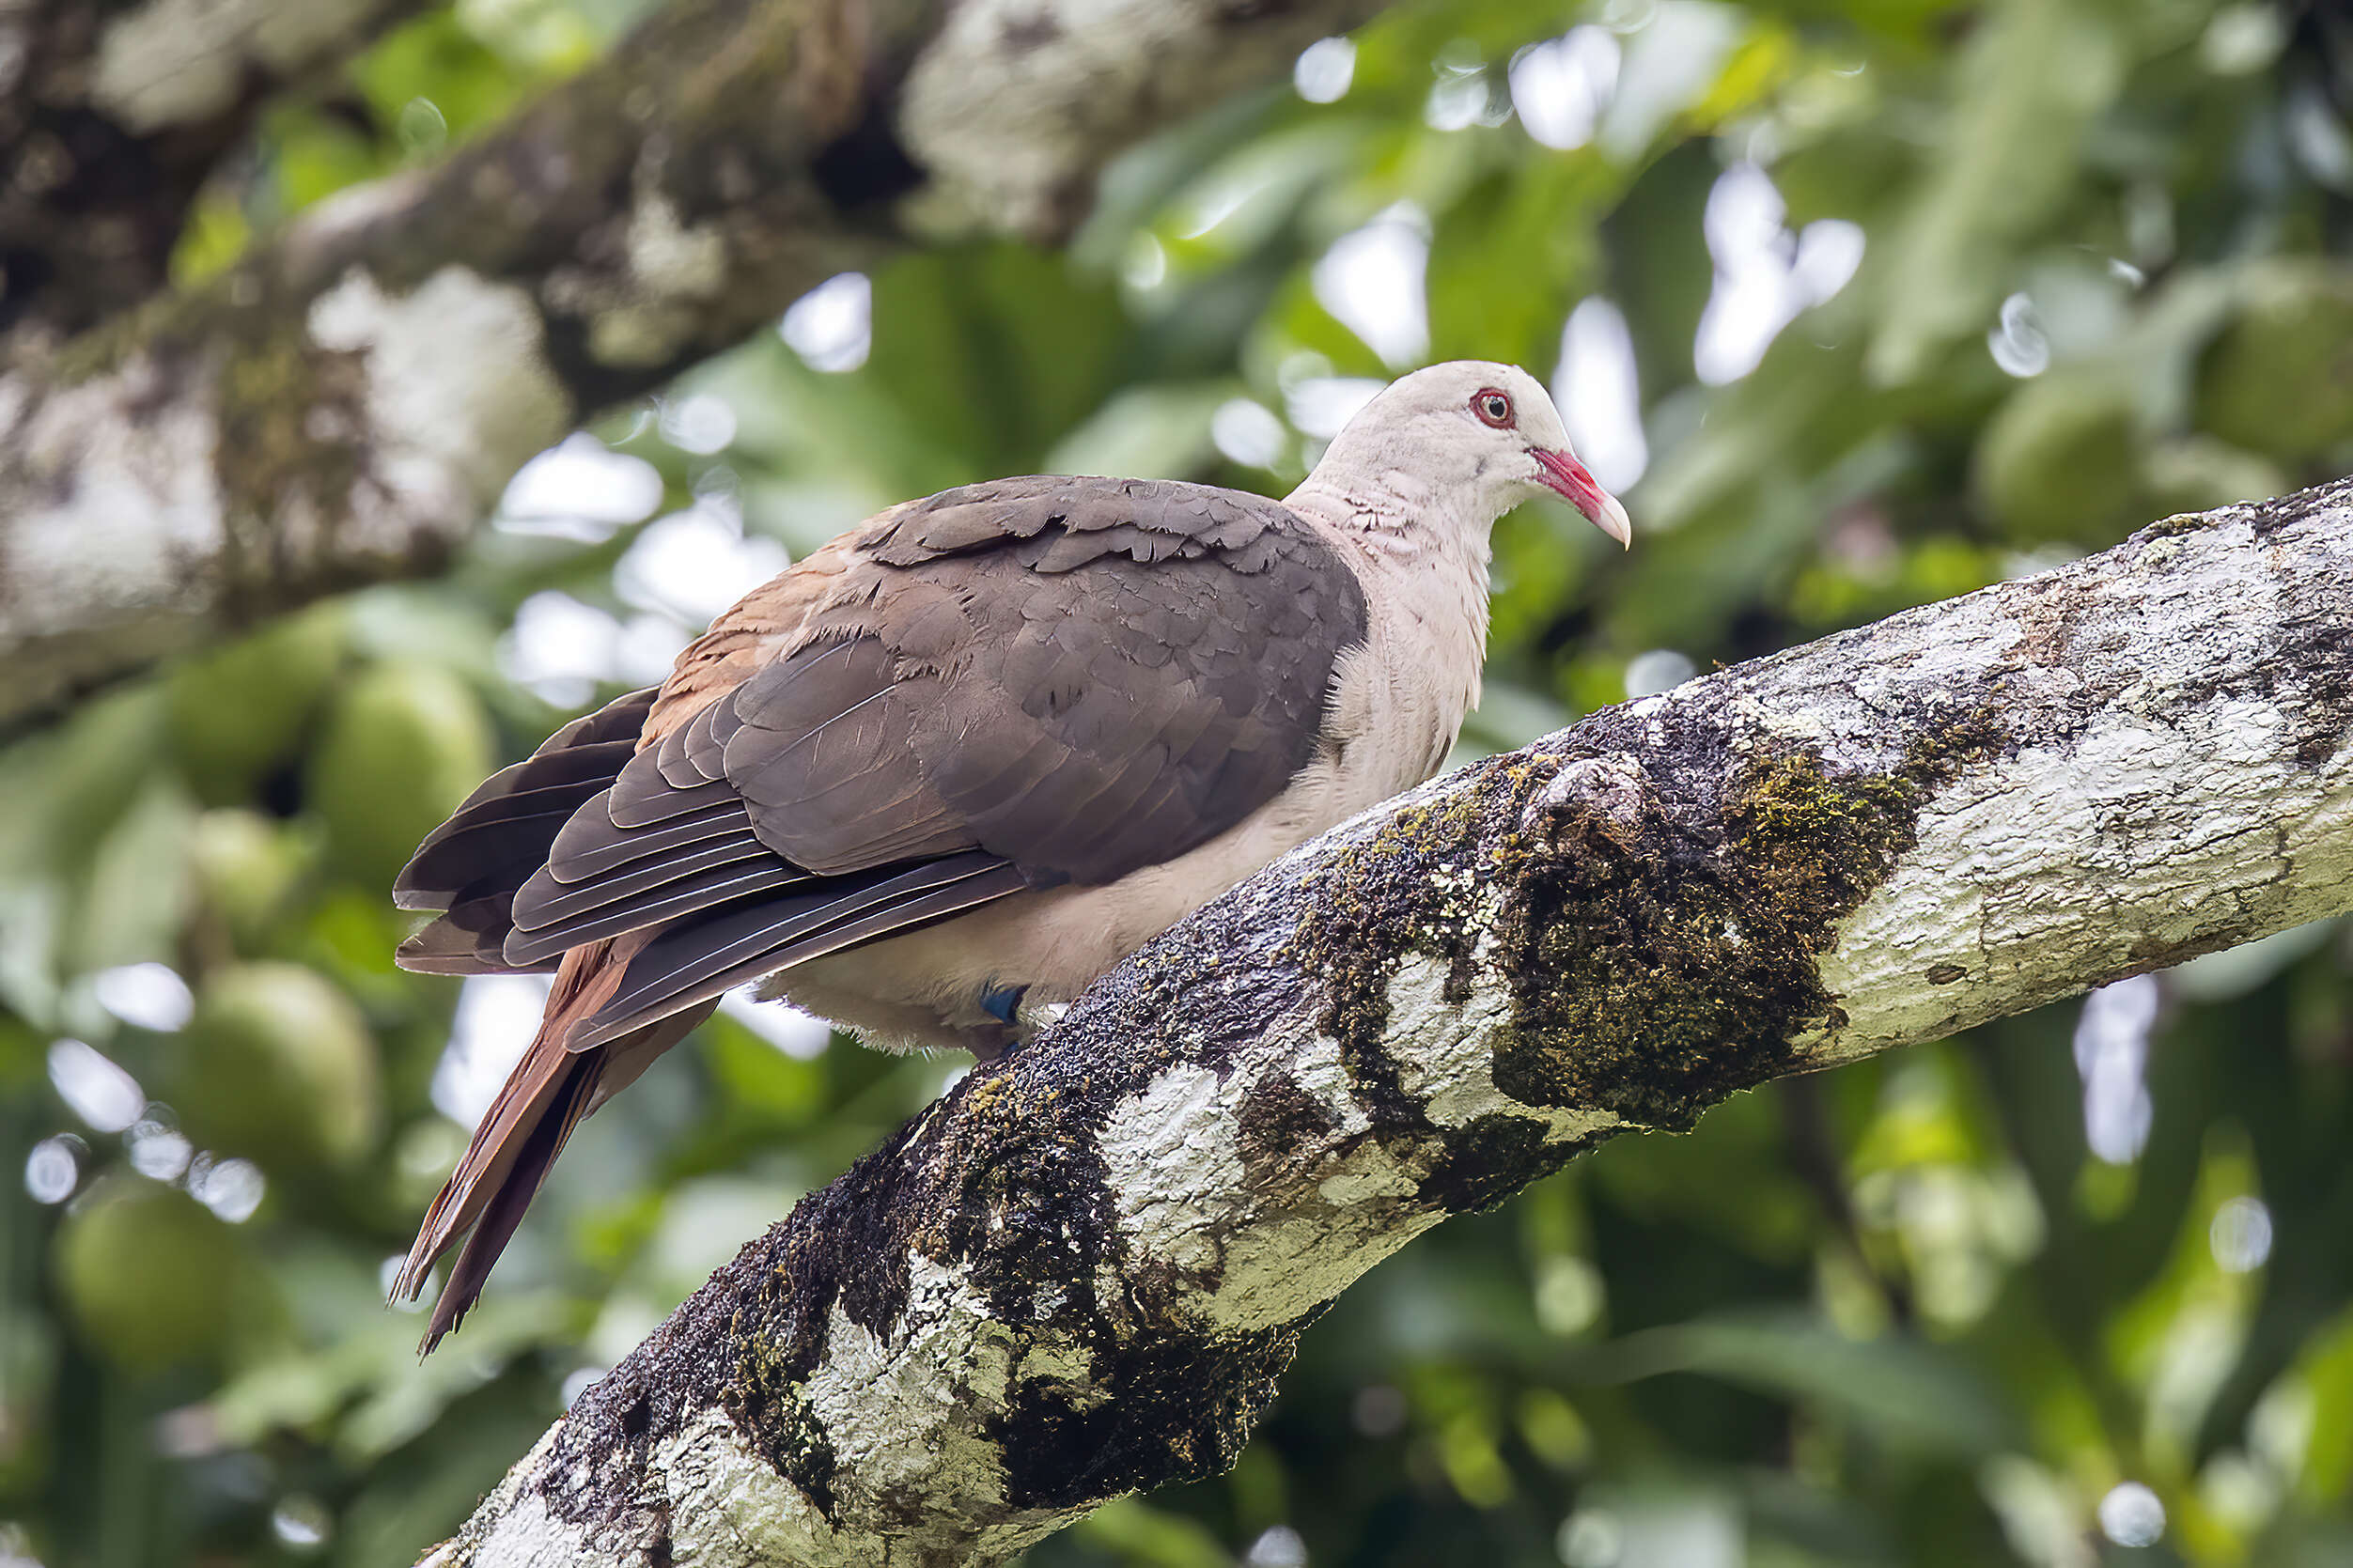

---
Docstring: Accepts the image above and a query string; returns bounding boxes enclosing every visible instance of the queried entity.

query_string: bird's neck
[1286,466,1489,559]
[1286,469,1494,603]
[1286,471,1495,745]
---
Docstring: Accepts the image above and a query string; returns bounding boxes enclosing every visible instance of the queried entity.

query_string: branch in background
[0,0,1395,722]
[0,0,432,342]
[429,487,2353,1566]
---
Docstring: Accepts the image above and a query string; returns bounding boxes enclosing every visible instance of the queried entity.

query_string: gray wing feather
[517,835,775,924]
[543,798,754,882]
[569,854,1024,1048]
[507,858,812,962]
[392,688,659,969]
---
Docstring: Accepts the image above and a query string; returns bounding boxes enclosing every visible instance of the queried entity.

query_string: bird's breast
[1325,541,1490,795]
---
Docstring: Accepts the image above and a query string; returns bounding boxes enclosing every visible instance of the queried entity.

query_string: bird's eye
[1473,389,1515,428]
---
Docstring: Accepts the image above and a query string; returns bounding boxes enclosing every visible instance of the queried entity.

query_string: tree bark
[0,0,431,343]
[424,483,2353,1566]
[0,0,1393,723]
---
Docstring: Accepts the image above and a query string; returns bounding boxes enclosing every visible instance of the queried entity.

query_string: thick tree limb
[425,486,2353,1566]
[0,0,430,343]
[0,0,1393,722]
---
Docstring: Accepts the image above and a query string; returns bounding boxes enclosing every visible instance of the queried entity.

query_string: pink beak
[1531,448,1631,549]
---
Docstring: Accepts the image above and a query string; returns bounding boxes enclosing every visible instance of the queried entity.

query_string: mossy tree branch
[429,485,2353,1566]
[0,0,1396,724]
[0,0,433,344]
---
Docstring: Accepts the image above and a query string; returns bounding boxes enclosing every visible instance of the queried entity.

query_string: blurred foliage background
[3,0,2352,1562]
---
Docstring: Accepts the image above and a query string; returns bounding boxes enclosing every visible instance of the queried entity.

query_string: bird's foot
[964,986,1068,1059]
[1015,998,1070,1039]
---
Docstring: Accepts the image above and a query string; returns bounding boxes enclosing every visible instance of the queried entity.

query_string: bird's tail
[391,938,709,1353]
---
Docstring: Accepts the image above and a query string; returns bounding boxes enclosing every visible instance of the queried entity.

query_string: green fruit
[188,811,314,948]
[164,607,347,806]
[2196,263,2353,461]
[1974,369,2145,544]
[55,1175,244,1371]
[171,962,381,1169]
[306,661,494,893]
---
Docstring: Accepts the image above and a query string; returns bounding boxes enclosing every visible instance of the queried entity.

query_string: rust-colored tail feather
[416,1052,600,1352]
[393,936,709,1353]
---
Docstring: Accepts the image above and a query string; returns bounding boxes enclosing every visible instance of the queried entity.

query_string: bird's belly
[756,750,1384,1053]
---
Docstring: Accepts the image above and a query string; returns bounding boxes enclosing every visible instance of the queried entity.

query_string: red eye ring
[1472,388,1515,428]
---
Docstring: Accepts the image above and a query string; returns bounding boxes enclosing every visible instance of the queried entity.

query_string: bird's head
[1315,360,1632,549]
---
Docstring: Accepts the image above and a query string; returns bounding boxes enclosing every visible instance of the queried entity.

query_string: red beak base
[1531,448,1631,549]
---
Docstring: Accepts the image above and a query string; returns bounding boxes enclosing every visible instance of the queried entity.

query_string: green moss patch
[1491,748,1916,1127]
[1492,708,2004,1129]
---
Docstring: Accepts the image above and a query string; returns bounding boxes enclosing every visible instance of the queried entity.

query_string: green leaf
[1044,382,1232,479]
[1864,0,2127,384]
[1579,1310,2023,1459]
[864,246,1132,476]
